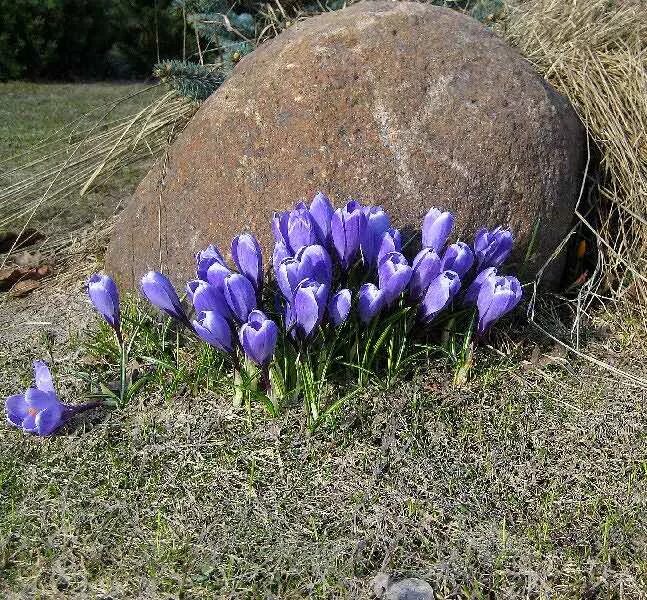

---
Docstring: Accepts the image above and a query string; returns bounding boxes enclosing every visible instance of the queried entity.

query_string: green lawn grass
[0,84,646,599]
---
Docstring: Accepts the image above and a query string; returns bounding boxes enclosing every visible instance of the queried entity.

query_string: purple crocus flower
[232,233,263,292]
[409,248,441,300]
[476,274,523,334]
[377,228,402,265]
[331,200,367,269]
[358,283,384,324]
[192,310,233,353]
[223,273,257,322]
[328,288,352,327]
[296,244,333,288]
[441,242,474,276]
[361,206,391,266]
[309,191,335,245]
[293,278,329,337]
[276,257,302,301]
[87,273,121,335]
[5,361,98,436]
[422,208,454,252]
[141,271,190,326]
[239,310,279,366]
[196,244,226,281]
[474,227,514,269]
[187,280,231,319]
[378,251,413,305]
[287,203,318,254]
[419,270,461,323]
[463,267,497,306]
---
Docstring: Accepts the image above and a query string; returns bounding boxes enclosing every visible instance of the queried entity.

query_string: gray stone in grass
[372,573,435,600]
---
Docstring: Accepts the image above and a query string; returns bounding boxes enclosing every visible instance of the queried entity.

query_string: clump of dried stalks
[504,0,647,311]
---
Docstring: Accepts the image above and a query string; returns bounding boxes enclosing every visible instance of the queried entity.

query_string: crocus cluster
[136,193,522,370]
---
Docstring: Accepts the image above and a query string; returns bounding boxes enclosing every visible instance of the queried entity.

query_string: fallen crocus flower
[5,361,99,436]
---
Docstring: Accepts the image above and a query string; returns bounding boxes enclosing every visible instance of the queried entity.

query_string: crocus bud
[287,203,318,254]
[276,257,302,301]
[378,251,413,305]
[195,244,226,281]
[309,191,335,245]
[476,274,522,334]
[187,280,231,319]
[87,273,121,333]
[422,208,454,251]
[141,271,190,326]
[377,228,402,265]
[463,267,497,306]
[272,241,292,275]
[328,288,352,327]
[239,310,279,366]
[294,278,329,337]
[192,310,233,353]
[419,270,461,323]
[360,206,391,266]
[441,242,474,276]
[223,273,257,322]
[474,227,514,269]
[297,244,333,288]
[331,200,367,269]
[409,248,441,300]
[358,283,384,324]
[232,233,263,292]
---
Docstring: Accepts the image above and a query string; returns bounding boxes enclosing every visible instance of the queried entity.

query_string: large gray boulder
[106,0,584,288]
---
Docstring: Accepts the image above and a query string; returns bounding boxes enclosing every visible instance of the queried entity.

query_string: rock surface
[106,0,584,288]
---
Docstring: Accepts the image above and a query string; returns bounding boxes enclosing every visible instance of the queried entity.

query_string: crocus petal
[377,228,402,265]
[191,281,231,319]
[358,283,384,324]
[441,242,474,277]
[87,273,120,330]
[232,233,263,292]
[297,244,333,288]
[422,208,454,251]
[360,206,390,266]
[33,360,55,393]
[474,227,514,269]
[21,413,37,433]
[476,275,523,333]
[196,244,226,280]
[419,270,461,323]
[294,279,327,337]
[25,387,59,411]
[463,267,497,305]
[192,310,233,353]
[287,206,318,254]
[206,262,232,291]
[276,257,303,301]
[272,211,290,248]
[5,394,27,427]
[328,288,352,327]
[309,191,335,244]
[331,201,366,269]
[378,251,413,305]
[409,248,441,300]
[273,241,292,275]
[35,404,65,436]
[223,273,257,322]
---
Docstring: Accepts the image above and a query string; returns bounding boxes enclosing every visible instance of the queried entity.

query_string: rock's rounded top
[106,0,584,288]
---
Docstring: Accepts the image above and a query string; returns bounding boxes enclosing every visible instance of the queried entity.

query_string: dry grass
[503,0,647,310]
